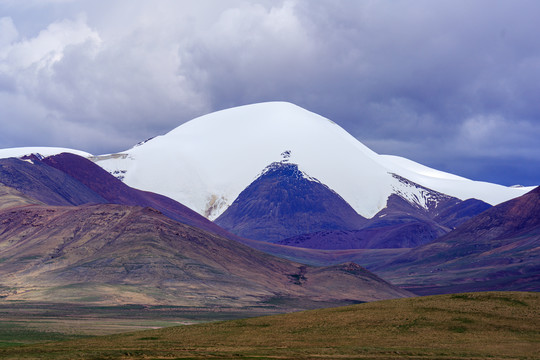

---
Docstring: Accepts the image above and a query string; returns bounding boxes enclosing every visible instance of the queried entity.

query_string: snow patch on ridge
[258,159,322,185]
[88,153,131,181]
[390,173,452,211]
[0,147,92,159]
[256,151,322,184]
[378,155,535,205]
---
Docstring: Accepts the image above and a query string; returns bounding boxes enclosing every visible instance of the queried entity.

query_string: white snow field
[89,102,534,219]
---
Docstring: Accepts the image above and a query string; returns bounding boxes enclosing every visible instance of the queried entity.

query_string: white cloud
[0,0,538,185]
[0,17,18,47]
[0,16,100,71]
[460,115,504,142]
[457,114,540,158]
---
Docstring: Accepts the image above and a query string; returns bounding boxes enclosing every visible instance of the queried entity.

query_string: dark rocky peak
[390,173,457,214]
[280,150,292,162]
[257,161,321,186]
[215,161,366,242]
[20,153,45,162]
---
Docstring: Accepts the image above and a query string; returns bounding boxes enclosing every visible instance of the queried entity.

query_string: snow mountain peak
[1,102,531,221]
[92,101,533,220]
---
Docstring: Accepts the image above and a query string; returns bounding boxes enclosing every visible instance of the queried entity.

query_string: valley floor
[0,302,283,347]
[0,291,538,359]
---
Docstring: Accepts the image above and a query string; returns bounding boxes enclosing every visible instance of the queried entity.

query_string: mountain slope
[0,202,411,305]
[277,193,492,249]
[432,197,493,229]
[215,162,366,242]
[42,152,238,240]
[93,102,532,221]
[0,157,107,206]
[373,186,540,294]
[0,183,44,210]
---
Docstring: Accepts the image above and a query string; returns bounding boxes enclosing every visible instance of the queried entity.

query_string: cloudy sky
[0,0,539,186]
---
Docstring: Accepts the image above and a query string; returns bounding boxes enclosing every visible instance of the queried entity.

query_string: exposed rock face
[432,198,493,229]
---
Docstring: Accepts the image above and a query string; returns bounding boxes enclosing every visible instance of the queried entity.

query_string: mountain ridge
[372,186,540,293]
[218,162,492,247]
[0,102,533,223]
[41,152,238,240]
[0,155,411,306]
[0,202,411,305]
[89,102,532,220]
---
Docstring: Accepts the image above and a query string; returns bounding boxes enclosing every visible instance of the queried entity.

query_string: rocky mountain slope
[217,162,492,245]
[372,186,540,294]
[215,162,366,242]
[0,202,410,306]
[0,157,107,206]
[276,193,491,249]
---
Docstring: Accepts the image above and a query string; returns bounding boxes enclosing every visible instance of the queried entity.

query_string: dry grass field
[0,291,538,359]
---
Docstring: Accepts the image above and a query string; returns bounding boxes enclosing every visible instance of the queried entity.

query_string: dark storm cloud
[0,0,539,185]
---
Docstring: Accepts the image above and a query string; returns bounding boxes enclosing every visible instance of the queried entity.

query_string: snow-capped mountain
[90,102,533,220]
[0,147,92,159]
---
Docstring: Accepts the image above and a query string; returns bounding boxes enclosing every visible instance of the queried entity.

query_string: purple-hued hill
[278,195,491,250]
[432,197,493,229]
[215,162,367,242]
[254,172,492,249]
[0,163,412,306]
[0,157,107,206]
[42,153,239,240]
[0,201,412,305]
[373,186,540,294]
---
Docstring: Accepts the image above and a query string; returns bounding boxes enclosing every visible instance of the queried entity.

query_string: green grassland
[0,292,538,359]
[0,302,282,347]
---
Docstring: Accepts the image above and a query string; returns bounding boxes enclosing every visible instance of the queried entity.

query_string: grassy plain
[0,302,282,347]
[0,292,538,359]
